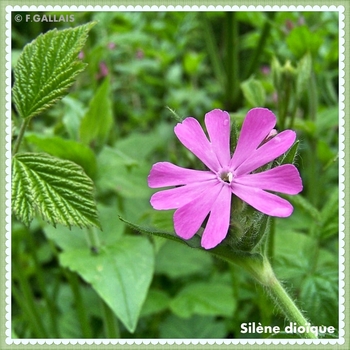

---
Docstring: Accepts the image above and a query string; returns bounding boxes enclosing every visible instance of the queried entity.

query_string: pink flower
[148,108,303,249]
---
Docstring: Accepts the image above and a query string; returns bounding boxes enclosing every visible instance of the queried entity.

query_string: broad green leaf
[59,236,155,333]
[25,134,97,179]
[13,22,95,120]
[114,130,168,161]
[170,281,236,318]
[240,77,266,106]
[286,25,322,58]
[159,315,227,338]
[140,289,170,318]
[12,153,100,229]
[79,76,113,150]
[120,217,265,282]
[155,240,213,279]
[96,147,153,198]
[43,203,125,251]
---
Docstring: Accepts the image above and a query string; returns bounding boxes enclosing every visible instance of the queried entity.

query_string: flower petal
[150,179,217,210]
[148,162,215,188]
[230,108,276,170]
[231,183,294,217]
[201,185,232,249]
[173,182,223,239]
[174,117,220,171]
[235,130,296,175]
[234,164,303,194]
[204,109,231,167]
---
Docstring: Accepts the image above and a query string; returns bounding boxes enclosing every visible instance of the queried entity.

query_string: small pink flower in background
[96,61,109,80]
[135,48,145,60]
[260,65,271,76]
[107,42,116,50]
[148,108,303,249]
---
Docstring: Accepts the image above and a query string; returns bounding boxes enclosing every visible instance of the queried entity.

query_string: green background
[1,0,348,349]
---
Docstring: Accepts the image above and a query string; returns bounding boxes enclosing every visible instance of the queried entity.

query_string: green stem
[65,270,93,338]
[244,12,275,80]
[225,12,239,110]
[26,233,59,337]
[13,118,30,155]
[85,227,101,253]
[211,246,317,339]
[13,261,49,337]
[255,258,317,339]
[101,299,120,338]
[201,13,226,91]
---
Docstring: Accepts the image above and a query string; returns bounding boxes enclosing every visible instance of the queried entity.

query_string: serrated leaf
[12,153,100,229]
[79,76,113,150]
[25,133,97,179]
[280,140,299,165]
[13,22,95,120]
[59,236,155,333]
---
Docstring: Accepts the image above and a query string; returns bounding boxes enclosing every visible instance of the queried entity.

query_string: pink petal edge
[230,108,276,170]
[148,162,215,188]
[174,117,220,172]
[204,109,231,167]
[231,183,294,217]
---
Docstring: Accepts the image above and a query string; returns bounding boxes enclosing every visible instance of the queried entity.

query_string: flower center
[220,171,233,184]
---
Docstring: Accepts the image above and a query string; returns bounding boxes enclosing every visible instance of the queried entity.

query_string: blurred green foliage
[11,10,339,339]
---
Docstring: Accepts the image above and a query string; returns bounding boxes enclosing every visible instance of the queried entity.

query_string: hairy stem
[254,258,317,339]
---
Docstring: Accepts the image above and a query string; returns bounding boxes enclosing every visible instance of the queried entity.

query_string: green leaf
[170,281,236,318]
[43,203,125,251]
[284,194,321,222]
[59,236,155,333]
[79,76,113,150]
[155,240,213,279]
[140,289,170,318]
[295,53,312,99]
[286,26,322,58]
[159,315,227,338]
[25,134,97,179]
[96,147,152,198]
[121,217,266,282]
[240,77,266,106]
[12,153,100,229]
[13,22,95,120]
[280,140,299,165]
[120,216,202,248]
